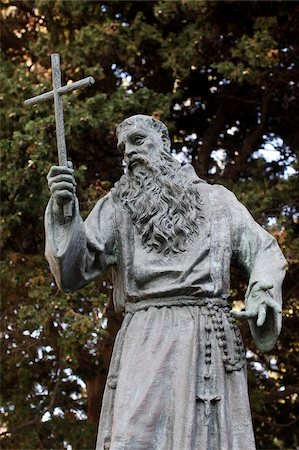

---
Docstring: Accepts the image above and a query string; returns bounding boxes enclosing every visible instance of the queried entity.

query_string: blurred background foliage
[0,1,298,449]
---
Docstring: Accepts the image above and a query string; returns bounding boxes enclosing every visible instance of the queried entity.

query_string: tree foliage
[1,1,298,449]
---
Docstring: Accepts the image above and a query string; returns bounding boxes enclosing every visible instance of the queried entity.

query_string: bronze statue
[45,114,286,450]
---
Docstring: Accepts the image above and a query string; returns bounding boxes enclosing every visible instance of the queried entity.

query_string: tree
[1,1,298,448]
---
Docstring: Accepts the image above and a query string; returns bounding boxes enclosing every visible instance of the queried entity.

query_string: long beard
[112,154,204,255]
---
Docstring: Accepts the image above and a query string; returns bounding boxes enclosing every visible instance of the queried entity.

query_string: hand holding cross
[24,53,95,219]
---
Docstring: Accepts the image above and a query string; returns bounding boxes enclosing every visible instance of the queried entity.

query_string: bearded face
[112,118,203,255]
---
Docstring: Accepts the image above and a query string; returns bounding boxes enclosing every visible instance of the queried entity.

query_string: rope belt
[125,296,230,314]
[107,296,246,392]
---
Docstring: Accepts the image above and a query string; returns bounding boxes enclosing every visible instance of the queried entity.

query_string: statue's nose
[124,144,137,157]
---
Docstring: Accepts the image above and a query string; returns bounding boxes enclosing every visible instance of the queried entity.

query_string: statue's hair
[112,151,203,255]
[116,114,171,153]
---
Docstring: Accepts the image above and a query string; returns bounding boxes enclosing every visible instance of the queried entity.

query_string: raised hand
[232,282,281,327]
[47,161,77,214]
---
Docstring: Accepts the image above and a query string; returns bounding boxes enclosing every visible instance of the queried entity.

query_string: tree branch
[0,363,64,438]
[48,363,64,413]
[254,412,299,429]
[194,106,226,177]
[224,89,273,180]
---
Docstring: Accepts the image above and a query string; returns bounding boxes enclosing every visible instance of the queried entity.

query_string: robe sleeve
[44,193,117,292]
[222,187,287,351]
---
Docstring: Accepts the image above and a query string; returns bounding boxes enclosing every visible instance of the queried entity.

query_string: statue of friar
[45,114,286,450]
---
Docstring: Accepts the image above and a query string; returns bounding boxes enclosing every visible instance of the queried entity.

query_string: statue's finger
[231,310,256,319]
[50,181,75,194]
[257,304,267,327]
[47,165,74,179]
[265,296,282,314]
[67,160,73,169]
[259,283,274,291]
[48,175,77,189]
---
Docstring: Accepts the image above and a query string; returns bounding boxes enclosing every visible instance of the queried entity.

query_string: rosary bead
[225,364,233,372]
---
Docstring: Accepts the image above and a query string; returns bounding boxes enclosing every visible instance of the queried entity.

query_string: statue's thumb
[67,160,73,169]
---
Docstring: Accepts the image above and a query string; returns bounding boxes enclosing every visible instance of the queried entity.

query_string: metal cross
[24,53,95,218]
[196,390,221,425]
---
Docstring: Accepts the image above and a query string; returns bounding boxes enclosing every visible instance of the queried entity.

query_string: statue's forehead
[117,124,154,141]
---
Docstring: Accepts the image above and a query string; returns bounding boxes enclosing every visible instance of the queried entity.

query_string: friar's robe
[45,164,286,450]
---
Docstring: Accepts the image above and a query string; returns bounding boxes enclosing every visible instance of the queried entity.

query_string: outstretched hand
[232,283,281,327]
[47,161,77,212]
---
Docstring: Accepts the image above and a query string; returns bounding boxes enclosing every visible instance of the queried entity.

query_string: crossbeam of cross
[196,390,221,425]
[24,53,95,218]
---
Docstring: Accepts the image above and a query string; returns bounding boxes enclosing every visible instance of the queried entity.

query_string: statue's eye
[130,133,145,146]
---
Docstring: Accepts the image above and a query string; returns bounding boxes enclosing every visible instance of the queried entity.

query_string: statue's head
[116,115,171,171]
[113,114,203,255]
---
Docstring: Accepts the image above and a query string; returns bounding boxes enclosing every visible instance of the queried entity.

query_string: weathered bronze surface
[45,114,286,450]
[25,53,94,218]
